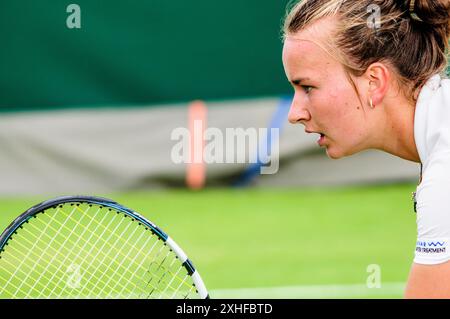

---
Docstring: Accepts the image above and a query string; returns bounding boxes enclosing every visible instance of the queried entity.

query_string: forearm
[405,261,450,299]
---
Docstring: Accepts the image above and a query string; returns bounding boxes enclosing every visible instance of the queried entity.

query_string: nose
[288,95,311,124]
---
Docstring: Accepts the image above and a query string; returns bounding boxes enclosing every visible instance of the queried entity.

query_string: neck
[373,97,421,163]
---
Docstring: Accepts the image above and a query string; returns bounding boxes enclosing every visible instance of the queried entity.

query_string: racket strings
[53,206,179,298]
[1,207,141,298]
[26,205,87,298]
[32,206,159,295]
[7,205,80,298]
[0,203,198,299]
[72,209,144,298]
[1,206,60,296]
[138,240,193,298]
[1,214,131,297]
[49,206,117,298]
[152,251,194,299]
[4,208,142,297]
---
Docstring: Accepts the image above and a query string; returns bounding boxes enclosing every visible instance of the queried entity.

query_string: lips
[305,130,325,137]
[305,130,326,146]
[317,133,326,146]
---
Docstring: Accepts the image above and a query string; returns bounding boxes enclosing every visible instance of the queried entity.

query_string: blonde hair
[283,0,450,102]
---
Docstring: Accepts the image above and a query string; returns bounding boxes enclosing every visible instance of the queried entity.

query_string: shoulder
[414,74,450,164]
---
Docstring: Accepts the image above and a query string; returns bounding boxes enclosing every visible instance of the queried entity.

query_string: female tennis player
[282,0,449,298]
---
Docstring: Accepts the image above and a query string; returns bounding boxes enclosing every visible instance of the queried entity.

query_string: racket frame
[0,195,209,299]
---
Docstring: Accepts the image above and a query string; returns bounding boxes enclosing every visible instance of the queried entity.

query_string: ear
[363,62,390,107]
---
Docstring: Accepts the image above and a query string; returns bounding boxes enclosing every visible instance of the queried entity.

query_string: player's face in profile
[282,19,372,159]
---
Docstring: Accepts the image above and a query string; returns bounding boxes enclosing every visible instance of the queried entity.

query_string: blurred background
[0,0,426,298]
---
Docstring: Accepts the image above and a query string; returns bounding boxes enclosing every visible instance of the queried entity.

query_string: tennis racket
[0,195,209,299]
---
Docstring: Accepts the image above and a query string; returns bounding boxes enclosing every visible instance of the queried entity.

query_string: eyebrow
[290,77,310,85]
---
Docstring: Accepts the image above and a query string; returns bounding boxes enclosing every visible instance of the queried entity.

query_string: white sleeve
[413,77,450,265]
[414,152,450,265]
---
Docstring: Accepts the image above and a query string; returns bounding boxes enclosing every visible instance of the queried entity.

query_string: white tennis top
[413,73,450,265]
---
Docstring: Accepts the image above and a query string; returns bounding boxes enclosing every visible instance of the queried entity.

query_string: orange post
[186,100,207,189]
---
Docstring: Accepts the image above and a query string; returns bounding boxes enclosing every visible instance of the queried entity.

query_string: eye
[301,85,313,94]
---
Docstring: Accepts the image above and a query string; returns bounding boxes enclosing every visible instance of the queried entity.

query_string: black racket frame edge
[0,195,167,254]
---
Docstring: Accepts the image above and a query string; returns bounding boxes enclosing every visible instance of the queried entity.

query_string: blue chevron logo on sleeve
[416,240,446,248]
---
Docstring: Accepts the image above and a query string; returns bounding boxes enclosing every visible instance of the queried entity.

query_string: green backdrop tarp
[0,0,292,111]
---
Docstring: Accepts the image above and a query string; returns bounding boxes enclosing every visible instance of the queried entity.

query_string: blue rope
[233,96,292,187]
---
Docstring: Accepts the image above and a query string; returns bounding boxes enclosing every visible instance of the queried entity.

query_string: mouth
[317,133,326,146]
[305,130,326,146]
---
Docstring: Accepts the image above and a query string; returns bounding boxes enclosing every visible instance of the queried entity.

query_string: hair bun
[408,0,450,28]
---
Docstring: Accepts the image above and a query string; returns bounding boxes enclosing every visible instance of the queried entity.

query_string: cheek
[317,89,367,143]
[316,89,359,127]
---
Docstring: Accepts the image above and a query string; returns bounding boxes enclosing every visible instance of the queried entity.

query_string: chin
[325,146,349,159]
